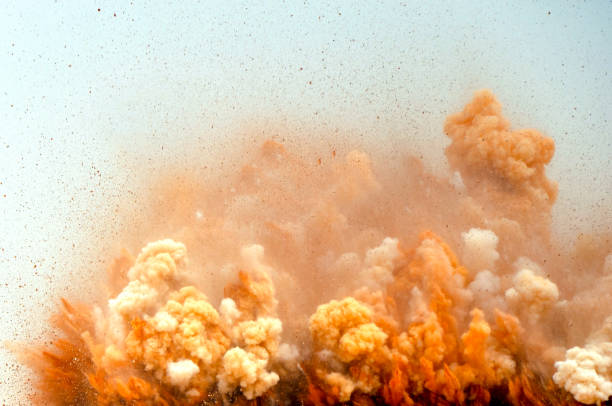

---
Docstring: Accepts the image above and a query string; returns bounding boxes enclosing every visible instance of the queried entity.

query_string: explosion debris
[22,90,611,405]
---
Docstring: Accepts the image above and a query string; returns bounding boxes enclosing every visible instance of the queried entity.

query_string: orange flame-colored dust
[20,90,612,405]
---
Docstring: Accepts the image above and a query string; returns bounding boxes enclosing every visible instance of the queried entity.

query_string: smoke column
[20,91,612,405]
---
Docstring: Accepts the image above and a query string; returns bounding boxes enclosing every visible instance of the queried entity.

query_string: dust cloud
[22,91,612,405]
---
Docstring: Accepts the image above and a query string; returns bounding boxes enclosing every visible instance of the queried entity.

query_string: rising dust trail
[21,90,612,405]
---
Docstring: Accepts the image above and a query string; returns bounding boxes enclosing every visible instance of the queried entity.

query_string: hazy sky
[0,1,610,403]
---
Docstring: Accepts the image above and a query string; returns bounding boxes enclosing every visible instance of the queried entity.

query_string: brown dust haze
[22,91,612,405]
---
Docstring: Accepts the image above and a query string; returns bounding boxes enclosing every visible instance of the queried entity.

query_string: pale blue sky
[1,1,610,402]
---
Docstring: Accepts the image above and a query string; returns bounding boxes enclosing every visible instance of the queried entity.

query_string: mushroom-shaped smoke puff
[461,228,500,273]
[108,239,187,318]
[505,268,559,321]
[554,317,612,404]
[309,297,391,401]
[360,237,401,289]
[217,347,280,400]
[445,89,557,209]
[216,244,285,399]
[125,286,231,393]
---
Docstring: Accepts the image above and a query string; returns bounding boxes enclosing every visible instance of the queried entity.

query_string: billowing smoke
[22,91,612,405]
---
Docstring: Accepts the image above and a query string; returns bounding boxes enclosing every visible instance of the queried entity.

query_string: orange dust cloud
[21,90,612,405]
